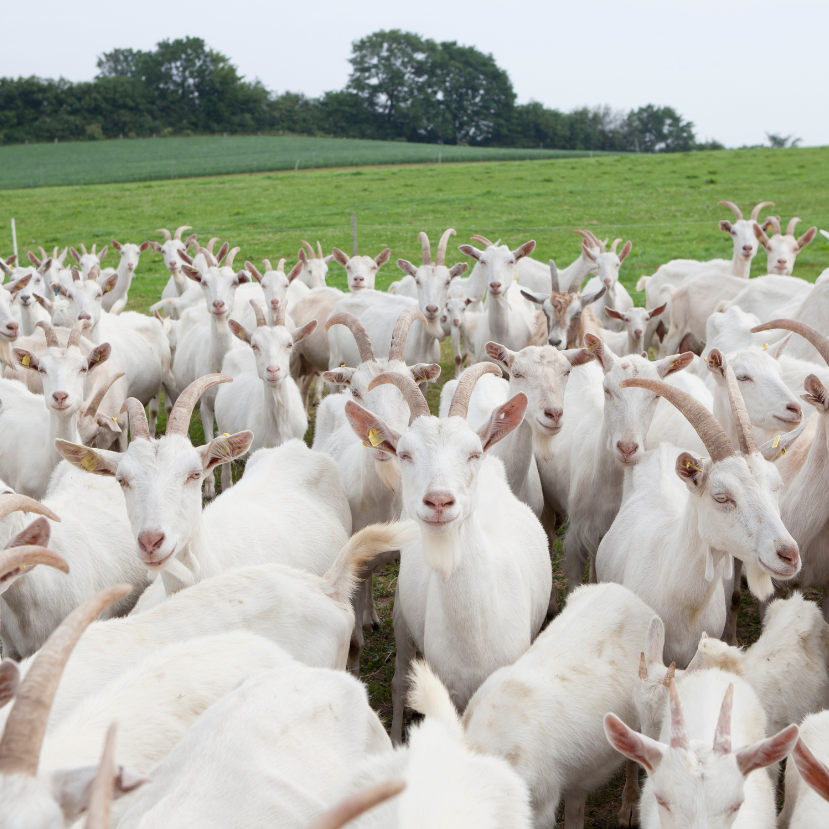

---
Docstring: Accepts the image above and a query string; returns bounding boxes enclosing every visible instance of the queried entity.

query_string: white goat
[581,236,634,330]
[11,259,51,336]
[152,226,194,299]
[245,258,309,322]
[596,370,800,667]
[296,239,334,288]
[516,229,602,295]
[97,239,151,314]
[754,215,817,275]
[781,711,829,828]
[332,246,392,292]
[605,670,799,829]
[456,236,536,303]
[345,364,550,743]
[69,243,108,279]
[603,303,667,355]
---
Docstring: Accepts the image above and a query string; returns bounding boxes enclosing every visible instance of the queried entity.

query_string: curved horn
[81,243,88,256]
[388,308,428,362]
[0,545,68,582]
[276,258,286,273]
[766,216,782,235]
[85,372,125,420]
[750,201,774,221]
[712,683,734,756]
[120,398,150,442]
[573,229,603,249]
[36,320,59,349]
[619,377,735,463]
[787,217,802,236]
[549,260,560,293]
[718,201,743,221]
[367,373,431,420]
[166,374,232,437]
[470,234,494,248]
[205,237,220,255]
[317,241,324,261]
[273,299,286,328]
[300,240,316,259]
[436,228,456,266]
[308,780,405,829]
[67,318,91,348]
[0,493,60,523]
[417,232,432,265]
[250,299,267,328]
[261,259,274,273]
[223,246,241,269]
[609,238,623,254]
[325,313,375,364]
[198,246,217,268]
[0,584,132,775]
[448,362,502,419]
[85,724,117,829]
[724,365,757,455]
[215,243,230,266]
[173,225,191,241]
[668,679,689,750]
[751,319,829,366]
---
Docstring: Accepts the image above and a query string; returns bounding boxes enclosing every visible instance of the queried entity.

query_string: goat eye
[655,796,670,811]
[116,477,129,489]
[468,452,482,462]
[736,375,750,382]
[512,372,522,379]
[286,343,292,349]
[714,493,731,504]
[186,471,201,483]
[399,452,412,462]
[252,345,260,352]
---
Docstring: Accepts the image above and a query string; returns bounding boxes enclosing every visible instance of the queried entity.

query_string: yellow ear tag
[92,353,100,361]
[781,447,787,455]
[81,454,97,471]
[222,433,230,437]
[684,460,702,472]
[21,355,30,366]
[763,343,769,350]
[362,441,370,448]
[368,428,383,447]
[587,341,599,352]
[340,363,346,368]
[666,353,680,361]
[104,284,111,293]
[772,435,781,449]
[112,416,118,423]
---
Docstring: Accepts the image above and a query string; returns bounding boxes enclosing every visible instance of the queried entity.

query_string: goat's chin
[532,432,558,462]
[419,526,462,580]
[744,562,774,601]
[374,457,401,493]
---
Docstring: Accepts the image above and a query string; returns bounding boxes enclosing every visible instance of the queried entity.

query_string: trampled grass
[0,134,616,191]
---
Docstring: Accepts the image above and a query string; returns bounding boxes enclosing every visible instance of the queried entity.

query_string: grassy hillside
[0,134,614,191]
[3,146,827,315]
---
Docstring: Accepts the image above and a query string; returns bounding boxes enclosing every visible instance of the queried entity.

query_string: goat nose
[354,276,364,283]
[775,543,799,569]
[777,259,787,265]
[212,300,225,312]
[52,391,68,406]
[138,530,166,556]
[603,278,612,286]
[423,491,455,510]
[78,312,91,321]
[544,407,563,427]
[633,329,643,339]
[425,305,439,316]
[742,245,753,253]
[616,441,639,461]
[490,282,501,291]
[5,322,17,336]
[270,298,279,308]
[548,337,562,347]
[787,403,802,420]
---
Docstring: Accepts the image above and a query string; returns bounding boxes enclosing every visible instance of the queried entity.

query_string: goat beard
[374,457,401,493]
[420,526,462,580]
[532,431,557,463]
[743,561,774,601]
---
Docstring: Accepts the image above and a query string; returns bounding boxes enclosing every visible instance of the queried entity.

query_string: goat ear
[796,227,817,251]
[34,293,53,312]
[736,725,799,777]
[563,347,594,368]
[374,248,392,268]
[102,273,118,294]
[54,440,120,477]
[792,738,829,802]
[512,240,535,261]
[397,259,418,278]
[645,616,665,670]
[323,254,334,264]
[603,713,664,773]
[28,250,42,267]
[484,341,514,371]
[520,289,547,306]
[604,307,625,321]
[0,661,20,709]
[345,400,400,454]
[477,393,527,452]
[409,363,441,384]
[802,374,829,413]
[86,344,111,372]
[13,349,39,371]
[449,262,468,278]
[458,244,482,262]
[49,763,146,824]
[200,432,253,472]
[584,333,614,372]
[286,261,302,283]
[648,303,667,319]
[705,348,726,380]
[96,413,122,433]
[760,418,808,461]
[753,223,772,251]
[70,247,81,263]
[618,241,632,263]
[719,220,734,236]
[235,270,250,286]
[97,246,108,262]
[229,320,252,344]
[8,516,51,549]
[8,274,31,294]
[676,451,708,491]
[182,264,201,282]
[111,240,122,252]
[656,351,693,378]
[322,368,356,387]
[139,240,151,252]
[38,257,53,276]
[764,333,791,360]
[292,320,317,344]
[331,247,349,267]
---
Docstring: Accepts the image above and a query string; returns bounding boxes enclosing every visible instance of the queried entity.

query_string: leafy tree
[766,132,801,149]
[624,105,696,153]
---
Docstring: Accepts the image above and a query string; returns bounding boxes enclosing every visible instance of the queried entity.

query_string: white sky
[3,0,827,148]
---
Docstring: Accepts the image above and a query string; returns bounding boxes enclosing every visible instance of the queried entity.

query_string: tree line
[0,31,722,152]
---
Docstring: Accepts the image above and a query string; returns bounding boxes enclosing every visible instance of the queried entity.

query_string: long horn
[224,247,240,269]
[750,201,774,221]
[367,373,431,420]
[155,228,172,242]
[724,365,757,455]
[718,201,743,221]
[36,320,59,349]
[787,217,802,236]
[751,319,829,366]
[448,363,502,419]
[120,398,151,442]
[308,780,405,829]
[166,374,232,437]
[0,545,69,582]
[667,679,689,751]
[173,225,191,241]
[573,229,603,249]
[549,260,560,293]
[250,299,267,328]
[436,228,456,266]
[198,246,217,268]
[0,584,132,775]
[215,243,230,266]
[619,377,735,463]
[300,240,316,259]
[81,244,88,256]
[317,241,324,261]
[712,684,734,756]
[67,318,91,348]
[0,493,60,523]
[85,724,117,829]
[325,313,375,363]
[388,308,428,363]
[85,372,125,421]
[418,232,432,265]
[272,299,286,328]
[609,238,623,254]
[470,234,494,248]
[766,216,782,235]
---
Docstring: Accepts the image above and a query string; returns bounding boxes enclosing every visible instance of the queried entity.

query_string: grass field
[3,146,828,826]
[0,134,617,191]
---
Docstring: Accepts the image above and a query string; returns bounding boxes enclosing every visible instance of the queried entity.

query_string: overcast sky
[3,0,827,148]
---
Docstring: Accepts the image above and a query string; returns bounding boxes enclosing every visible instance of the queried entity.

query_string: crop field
[3,146,828,826]
[0,134,616,191]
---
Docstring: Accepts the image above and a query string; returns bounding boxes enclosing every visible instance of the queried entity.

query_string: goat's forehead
[404,417,480,449]
[514,346,566,374]
[122,435,199,472]
[607,356,650,383]
[711,454,778,490]
[252,327,292,349]
[734,350,781,376]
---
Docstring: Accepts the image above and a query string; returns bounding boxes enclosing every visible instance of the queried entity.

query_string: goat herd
[0,200,829,828]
